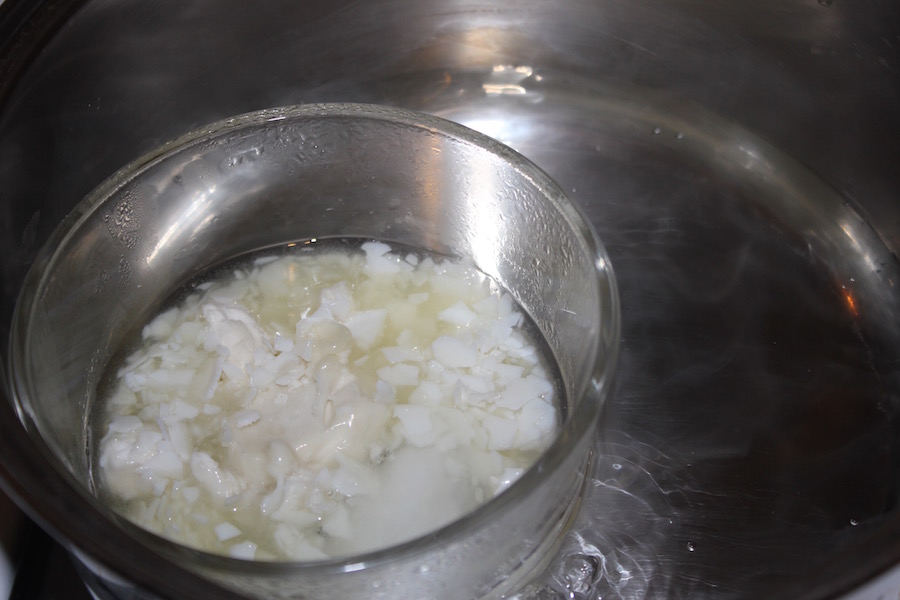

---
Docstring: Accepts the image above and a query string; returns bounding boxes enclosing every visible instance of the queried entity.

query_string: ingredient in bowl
[95,240,559,560]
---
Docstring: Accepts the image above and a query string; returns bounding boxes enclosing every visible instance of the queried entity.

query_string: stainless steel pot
[1,0,899,598]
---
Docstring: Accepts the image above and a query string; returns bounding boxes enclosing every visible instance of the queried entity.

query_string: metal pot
[1,0,899,598]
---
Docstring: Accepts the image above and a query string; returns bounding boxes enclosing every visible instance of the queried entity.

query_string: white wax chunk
[98,242,559,561]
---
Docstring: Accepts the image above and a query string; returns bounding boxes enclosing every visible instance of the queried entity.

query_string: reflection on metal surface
[842,287,859,317]
[839,221,879,274]
[483,65,533,95]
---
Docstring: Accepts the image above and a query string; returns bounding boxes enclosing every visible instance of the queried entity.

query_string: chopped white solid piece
[97,241,559,561]
[482,415,519,451]
[160,399,200,423]
[107,415,143,433]
[374,379,394,403]
[142,307,180,340]
[344,309,387,350]
[495,375,553,411]
[228,541,258,560]
[143,447,184,480]
[377,363,420,387]
[318,283,353,321]
[492,467,525,495]
[408,380,442,407]
[381,345,425,365]
[214,522,242,541]
[438,301,478,327]
[431,336,478,368]
[361,240,404,275]
[274,524,329,561]
[201,304,268,369]
[233,409,261,429]
[394,404,433,439]
[322,504,353,539]
[190,452,241,501]
[146,368,195,389]
[273,332,294,353]
[516,397,559,448]
[181,486,200,503]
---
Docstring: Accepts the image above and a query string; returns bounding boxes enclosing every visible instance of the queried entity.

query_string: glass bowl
[7,103,619,599]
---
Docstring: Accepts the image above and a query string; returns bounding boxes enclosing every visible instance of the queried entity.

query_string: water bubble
[652,127,661,135]
[687,542,695,552]
[612,463,622,471]
[559,553,599,597]
[675,131,685,140]
[849,518,859,526]
[221,146,262,170]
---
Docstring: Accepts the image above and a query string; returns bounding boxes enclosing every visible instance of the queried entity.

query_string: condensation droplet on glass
[675,131,685,140]
[652,127,661,135]
[687,541,695,552]
[849,277,856,282]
